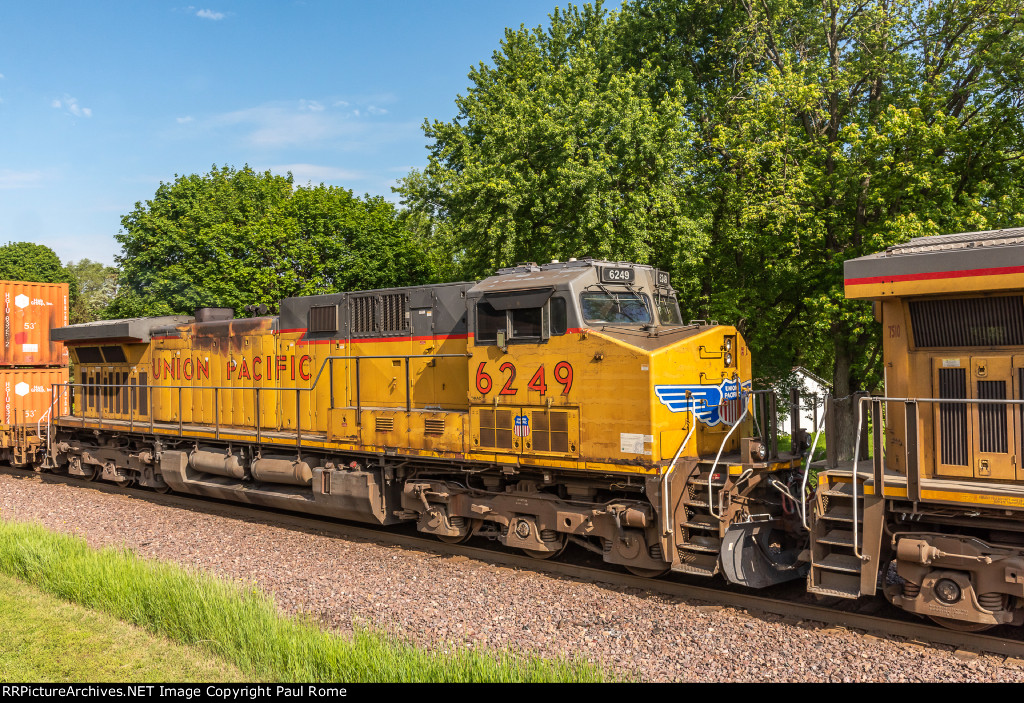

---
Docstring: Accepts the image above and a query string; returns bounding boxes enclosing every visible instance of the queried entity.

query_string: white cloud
[367,106,388,116]
[196,9,225,20]
[0,169,44,189]
[52,95,92,118]
[267,164,364,185]
[299,100,325,112]
[0,73,5,79]
[176,116,194,124]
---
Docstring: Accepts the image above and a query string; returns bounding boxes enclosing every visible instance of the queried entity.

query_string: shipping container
[0,367,69,425]
[0,281,69,367]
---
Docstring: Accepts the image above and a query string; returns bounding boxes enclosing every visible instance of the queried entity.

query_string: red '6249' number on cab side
[475,361,573,396]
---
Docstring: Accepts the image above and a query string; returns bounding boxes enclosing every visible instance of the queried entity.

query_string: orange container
[0,281,69,367]
[0,367,69,425]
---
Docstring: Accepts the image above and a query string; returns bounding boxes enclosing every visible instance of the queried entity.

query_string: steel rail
[3,463,1023,661]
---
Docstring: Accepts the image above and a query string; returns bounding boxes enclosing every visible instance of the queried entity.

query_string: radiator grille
[375,416,394,432]
[910,296,1024,347]
[478,409,514,449]
[424,418,445,435]
[381,294,408,333]
[351,297,377,335]
[308,305,338,333]
[977,380,1008,454]
[938,368,968,466]
[530,411,570,453]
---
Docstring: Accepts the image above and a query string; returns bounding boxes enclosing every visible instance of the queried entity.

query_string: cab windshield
[657,294,683,325]
[580,291,652,325]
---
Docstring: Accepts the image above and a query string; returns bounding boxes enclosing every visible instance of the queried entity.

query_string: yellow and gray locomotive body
[810,228,1024,630]
[48,259,803,580]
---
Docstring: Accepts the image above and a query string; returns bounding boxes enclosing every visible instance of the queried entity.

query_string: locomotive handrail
[661,392,695,537]
[706,390,752,520]
[799,396,828,531]
[53,351,474,451]
[846,393,1024,562]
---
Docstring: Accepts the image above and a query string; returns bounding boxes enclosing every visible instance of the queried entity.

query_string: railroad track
[4,464,1024,662]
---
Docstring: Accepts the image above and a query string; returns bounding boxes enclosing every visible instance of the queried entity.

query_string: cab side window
[476,296,569,344]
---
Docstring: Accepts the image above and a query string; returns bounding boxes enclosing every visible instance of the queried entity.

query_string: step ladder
[671,468,726,576]
[808,474,883,599]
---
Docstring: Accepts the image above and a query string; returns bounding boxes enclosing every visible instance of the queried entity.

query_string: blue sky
[0,1,568,266]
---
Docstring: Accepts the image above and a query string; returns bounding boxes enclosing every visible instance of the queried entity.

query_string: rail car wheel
[625,565,670,578]
[927,616,994,632]
[522,533,568,560]
[436,518,482,544]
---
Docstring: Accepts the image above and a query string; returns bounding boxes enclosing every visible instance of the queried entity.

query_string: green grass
[0,571,248,682]
[0,520,607,683]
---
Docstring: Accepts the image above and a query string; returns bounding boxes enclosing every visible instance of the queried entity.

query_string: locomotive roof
[470,259,666,295]
[844,227,1024,300]
[51,315,195,343]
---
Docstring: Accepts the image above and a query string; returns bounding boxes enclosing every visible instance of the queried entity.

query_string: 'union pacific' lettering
[153,354,313,382]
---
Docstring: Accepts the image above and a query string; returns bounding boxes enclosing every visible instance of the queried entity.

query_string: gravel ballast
[1,471,1021,682]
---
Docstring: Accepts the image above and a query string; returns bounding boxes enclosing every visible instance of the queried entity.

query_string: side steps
[671,469,725,577]
[808,474,883,599]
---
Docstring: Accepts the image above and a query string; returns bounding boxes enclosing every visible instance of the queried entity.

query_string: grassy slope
[0,520,607,683]
[0,572,248,682]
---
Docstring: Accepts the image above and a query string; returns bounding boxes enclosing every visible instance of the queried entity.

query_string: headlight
[724,337,732,352]
[724,352,733,367]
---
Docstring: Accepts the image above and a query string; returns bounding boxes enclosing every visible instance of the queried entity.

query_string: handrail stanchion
[872,398,884,504]
[214,390,220,440]
[296,388,302,452]
[906,400,920,504]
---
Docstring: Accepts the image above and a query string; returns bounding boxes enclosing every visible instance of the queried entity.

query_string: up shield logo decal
[654,379,752,427]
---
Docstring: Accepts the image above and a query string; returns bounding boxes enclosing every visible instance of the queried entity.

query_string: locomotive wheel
[625,565,671,578]
[113,476,134,488]
[154,484,172,494]
[928,615,994,632]
[522,534,567,560]
[436,519,482,544]
[84,465,100,481]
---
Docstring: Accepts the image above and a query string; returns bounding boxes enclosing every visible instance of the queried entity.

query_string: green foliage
[111,165,435,318]
[65,259,118,324]
[396,3,702,279]
[0,520,608,683]
[0,242,79,309]
[406,0,1024,457]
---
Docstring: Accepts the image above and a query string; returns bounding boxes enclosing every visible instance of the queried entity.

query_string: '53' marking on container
[475,361,573,396]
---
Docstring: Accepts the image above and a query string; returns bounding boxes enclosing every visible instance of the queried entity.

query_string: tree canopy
[0,242,79,309]
[110,165,435,318]
[400,0,1024,456]
[65,259,118,324]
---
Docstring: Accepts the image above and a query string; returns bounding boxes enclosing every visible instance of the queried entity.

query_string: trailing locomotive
[42,259,806,582]
[809,228,1024,631]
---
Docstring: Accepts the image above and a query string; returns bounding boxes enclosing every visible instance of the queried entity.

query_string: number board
[600,267,635,284]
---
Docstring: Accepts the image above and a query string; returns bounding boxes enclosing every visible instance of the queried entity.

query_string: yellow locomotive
[810,228,1024,630]
[47,259,804,581]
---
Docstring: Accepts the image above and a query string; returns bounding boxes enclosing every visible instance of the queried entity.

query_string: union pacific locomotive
[15,231,1024,632]
[40,259,806,582]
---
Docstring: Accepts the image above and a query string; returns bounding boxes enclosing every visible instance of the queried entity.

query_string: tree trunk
[831,332,858,462]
